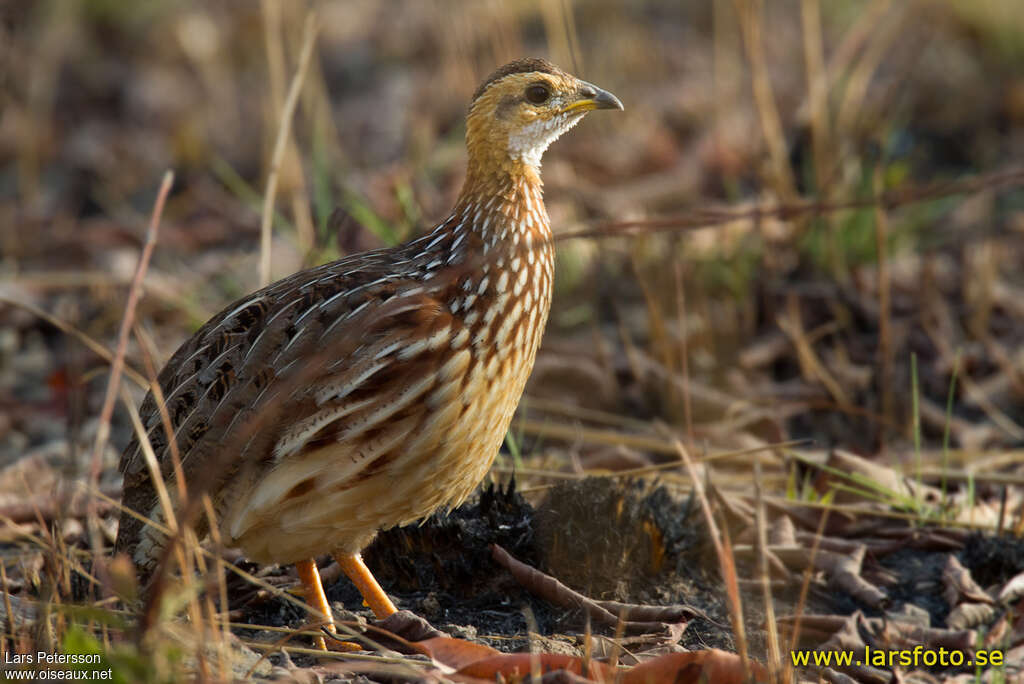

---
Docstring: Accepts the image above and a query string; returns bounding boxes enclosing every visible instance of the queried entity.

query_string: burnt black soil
[231,477,743,656]
[961,533,1024,588]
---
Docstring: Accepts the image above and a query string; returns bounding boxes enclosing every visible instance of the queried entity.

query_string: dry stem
[259,12,319,287]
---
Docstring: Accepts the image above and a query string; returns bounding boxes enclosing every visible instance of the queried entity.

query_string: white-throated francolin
[115,58,622,647]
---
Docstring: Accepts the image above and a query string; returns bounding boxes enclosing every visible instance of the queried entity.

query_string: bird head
[465,58,623,180]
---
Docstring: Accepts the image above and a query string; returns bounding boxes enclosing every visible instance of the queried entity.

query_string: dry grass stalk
[631,240,678,410]
[762,494,996,530]
[84,482,326,622]
[732,0,796,202]
[823,0,892,86]
[753,460,782,684]
[557,165,1024,242]
[80,170,173,617]
[777,293,852,410]
[133,325,189,510]
[873,166,894,441]
[259,11,319,286]
[262,0,316,253]
[513,417,679,456]
[836,2,906,137]
[661,428,751,675]
[540,0,582,74]
[89,170,174,488]
[783,501,832,684]
[118,386,207,651]
[510,416,803,465]
[959,373,1024,442]
[1,559,18,642]
[121,394,178,542]
[800,0,831,188]
[201,494,231,673]
[522,395,658,432]
[800,0,843,277]
[672,257,695,443]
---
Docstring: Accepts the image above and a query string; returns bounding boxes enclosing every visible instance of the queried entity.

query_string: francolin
[116,58,622,646]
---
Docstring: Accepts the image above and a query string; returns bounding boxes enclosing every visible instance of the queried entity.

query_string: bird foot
[320,631,364,653]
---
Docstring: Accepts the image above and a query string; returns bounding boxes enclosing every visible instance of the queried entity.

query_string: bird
[115,57,622,647]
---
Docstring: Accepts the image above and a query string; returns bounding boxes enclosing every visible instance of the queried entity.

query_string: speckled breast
[420,232,555,515]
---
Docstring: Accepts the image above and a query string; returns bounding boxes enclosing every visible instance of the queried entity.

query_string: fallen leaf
[621,649,768,684]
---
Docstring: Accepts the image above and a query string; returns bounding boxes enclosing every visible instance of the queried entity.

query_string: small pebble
[419,593,442,621]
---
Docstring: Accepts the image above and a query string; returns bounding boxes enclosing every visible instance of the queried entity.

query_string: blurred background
[2,0,1024,495]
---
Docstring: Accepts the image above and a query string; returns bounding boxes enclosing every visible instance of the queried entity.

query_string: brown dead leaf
[997,570,1024,604]
[459,653,616,681]
[778,614,852,647]
[816,450,942,506]
[870,620,977,654]
[412,636,500,670]
[942,554,994,606]
[414,636,773,684]
[770,513,797,546]
[620,649,768,684]
[830,559,888,610]
[760,543,887,608]
[946,602,997,630]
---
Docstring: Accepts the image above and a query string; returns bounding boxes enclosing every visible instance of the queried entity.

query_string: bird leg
[333,552,397,619]
[295,558,335,650]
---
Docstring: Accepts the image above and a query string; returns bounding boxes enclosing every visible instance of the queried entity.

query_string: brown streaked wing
[115,246,451,565]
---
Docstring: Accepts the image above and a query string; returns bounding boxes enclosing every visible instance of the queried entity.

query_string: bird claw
[319,628,364,653]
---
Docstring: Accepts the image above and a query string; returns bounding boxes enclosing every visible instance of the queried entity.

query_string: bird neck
[452,165,550,250]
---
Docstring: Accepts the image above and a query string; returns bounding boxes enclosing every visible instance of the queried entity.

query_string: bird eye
[525,84,550,105]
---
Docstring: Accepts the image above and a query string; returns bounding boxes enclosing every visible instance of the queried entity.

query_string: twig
[89,170,173,485]
[259,11,319,286]
[490,544,698,634]
[556,166,1024,242]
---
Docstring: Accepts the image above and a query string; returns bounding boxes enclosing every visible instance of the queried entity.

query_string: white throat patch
[507,113,585,168]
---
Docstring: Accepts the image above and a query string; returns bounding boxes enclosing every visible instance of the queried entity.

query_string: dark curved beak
[566,81,624,113]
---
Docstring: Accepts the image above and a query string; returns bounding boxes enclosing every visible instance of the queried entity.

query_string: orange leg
[333,552,397,619]
[295,558,335,650]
